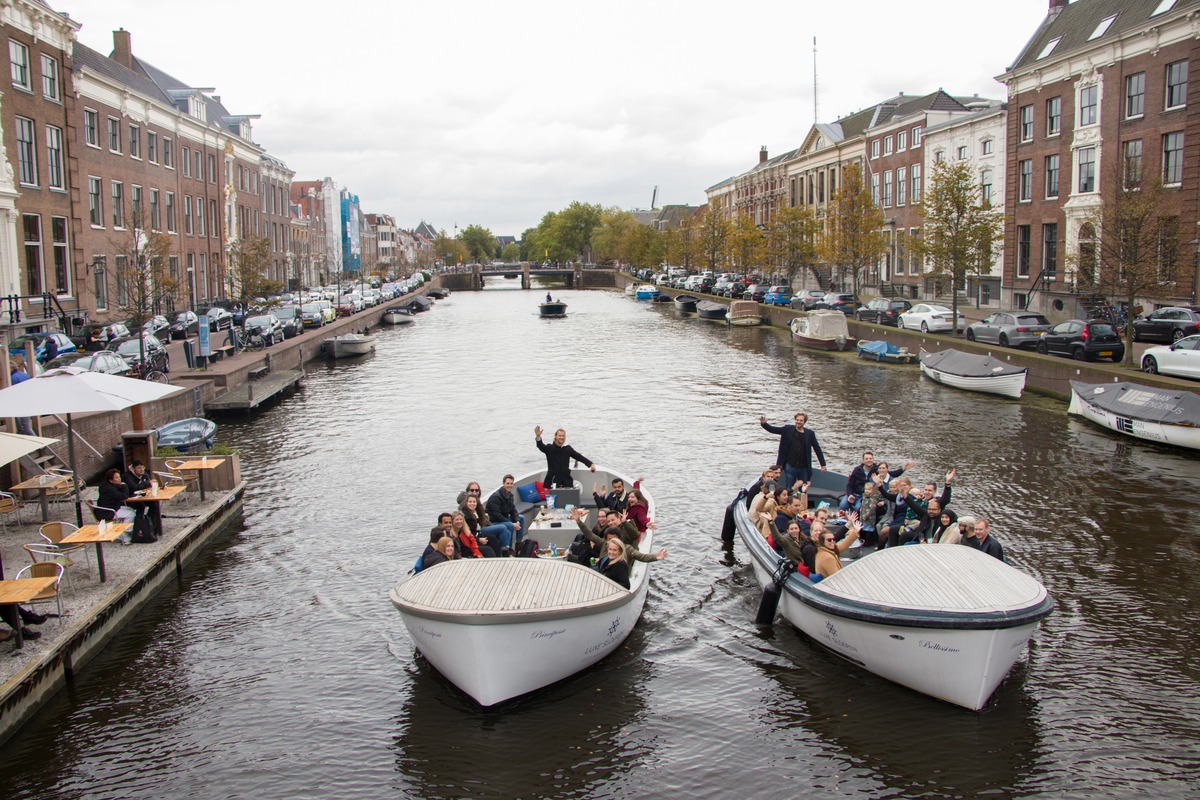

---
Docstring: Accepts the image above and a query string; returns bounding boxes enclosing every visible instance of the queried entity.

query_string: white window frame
[9,40,30,90]
[897,131,907,151]
[45,124,63,190]
[1046,96,1061,136]
[1166,61,1188,110]
[84,108,100,148]
[88,177,103,227]
[128,124,141,160]
[108,116,121,153]
[911,127,922,146]
[883,135,893,156]
[871,139,880,159]
[14,116,37,187]
[1079,84,1099,127]
[40,54,59,101]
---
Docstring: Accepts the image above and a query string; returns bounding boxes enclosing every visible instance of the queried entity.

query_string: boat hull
[155,417,217,453]
[673,295,698,312]
[731,498,1049,710]
[323,335,376,357]
[920,360,1026,399]
[635,285,658,300]
[382,311,414,325]
[539,302,568,318]
[728,315,762,326]
[1068,385,1200,450]
[696,303,728,320]
[791,333,843,351]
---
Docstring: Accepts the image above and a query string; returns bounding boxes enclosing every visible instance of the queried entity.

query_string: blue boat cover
[1070,380,1200,425]
[859,340,902,357]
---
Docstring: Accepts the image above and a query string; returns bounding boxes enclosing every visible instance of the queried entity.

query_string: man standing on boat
[534,426,596,488]
[759,413,825,492]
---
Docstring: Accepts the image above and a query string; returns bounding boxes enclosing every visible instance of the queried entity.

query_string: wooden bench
[248,365,269,380]
[212,344,235,360]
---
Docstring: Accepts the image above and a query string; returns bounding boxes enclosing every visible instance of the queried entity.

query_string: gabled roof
[1008,0,1200,73]
[131,55,257,142]
[71,42,172,105]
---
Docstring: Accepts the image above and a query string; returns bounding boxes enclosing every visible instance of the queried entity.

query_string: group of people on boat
[420,475,526,567]
[752,413,1005,580]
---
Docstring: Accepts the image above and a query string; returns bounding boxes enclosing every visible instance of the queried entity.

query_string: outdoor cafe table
[60,522,131,583]
[124,485,186,504]
[0,576,57,648]
[11,473,71,523]
[173,458,225,501]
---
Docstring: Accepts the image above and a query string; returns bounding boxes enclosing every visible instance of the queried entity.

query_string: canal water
[2,284,1199,799]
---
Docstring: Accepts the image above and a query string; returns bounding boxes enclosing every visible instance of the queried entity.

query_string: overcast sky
[72,0,1052,237]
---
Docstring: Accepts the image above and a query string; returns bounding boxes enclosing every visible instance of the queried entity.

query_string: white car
[1142,335,1200,379]
[899,303,965,333]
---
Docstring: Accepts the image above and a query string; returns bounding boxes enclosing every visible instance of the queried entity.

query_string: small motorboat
[323,333,376,358]
[539,298,568,318]
[728,492,1053,710]
[391,465,655,706]
[919,348,1028,399]
[651,293,671,304]
[697,300,729,321]
[857,339,916,364]
[789,311,850,351]
[155,417,217,453]
[635,285,659,300]
[428,288,450,299]
[405,296,434,313]
[1068,380,1200,450]
[727,300,764,326]
[382,306,416,325]
[674,294,699,312]
[625,284,637,297]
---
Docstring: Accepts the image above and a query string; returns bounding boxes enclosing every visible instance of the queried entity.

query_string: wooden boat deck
[816,546,1047,613]
[394,558,628,620]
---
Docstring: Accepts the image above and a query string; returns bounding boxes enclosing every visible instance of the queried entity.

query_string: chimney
[1049,0,1068,16]
[759,146,768,164]
[112,28,133,69]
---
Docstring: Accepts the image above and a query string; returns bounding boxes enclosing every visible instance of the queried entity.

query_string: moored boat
[390,466,655,706]
[790,310,850,351]
[919,348,1027,399]
[1068,379,1200,450]
[539,299,568,317]
[428,288,450,299]
[383,306,416,325]
[727,300,763,326]
[696,300,729,321]
[729,493,1052,710]
[624,284,637,297]
[857,339,916,363]
[406,296,434,313]
[323,333,376,358]
[155,417,217,453]
[673,294,699,312]
[635,285,659,300]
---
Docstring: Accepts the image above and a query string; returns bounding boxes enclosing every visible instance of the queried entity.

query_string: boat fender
[755,558,795,627]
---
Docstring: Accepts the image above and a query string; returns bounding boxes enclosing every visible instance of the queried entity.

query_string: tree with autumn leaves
[819,163,885,296]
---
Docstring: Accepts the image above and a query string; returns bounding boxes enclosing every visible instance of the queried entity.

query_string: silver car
[966,311,1052,348]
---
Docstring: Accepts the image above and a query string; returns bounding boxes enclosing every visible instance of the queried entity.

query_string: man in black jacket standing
[534,425,596,488]
[759,413,825,492]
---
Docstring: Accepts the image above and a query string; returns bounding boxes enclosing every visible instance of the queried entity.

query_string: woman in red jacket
[624,489,656,536]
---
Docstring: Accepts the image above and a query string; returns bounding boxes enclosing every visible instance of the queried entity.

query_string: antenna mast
[813,36,819,124]
[651,185,658,210]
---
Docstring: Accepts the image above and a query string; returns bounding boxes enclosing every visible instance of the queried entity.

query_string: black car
[817,293,859,314]
[271,306,303,339]
[107,334,170,373]
[141,315,170,338]
[242,314,284,346]
[168,310,199,340]
[1131,307,1200,343]
[743,284,768,302]
[1037,319,1125,362]
[856,298,910,324]
[724,281,747,298]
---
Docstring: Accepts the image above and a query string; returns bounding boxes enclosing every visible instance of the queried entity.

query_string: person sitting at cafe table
[123,459,162,536]
[97,467,137,524]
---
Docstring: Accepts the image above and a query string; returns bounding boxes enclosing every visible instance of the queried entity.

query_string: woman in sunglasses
[814,512,862,579]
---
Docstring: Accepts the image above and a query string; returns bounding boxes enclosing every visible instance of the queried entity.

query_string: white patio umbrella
[0,368,185,526]
[0,431,58,578]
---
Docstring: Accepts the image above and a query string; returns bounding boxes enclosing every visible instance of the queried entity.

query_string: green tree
[819,162,885,294]
[729,212,765,275]
[500,242,520,262]
[768,205,819,286]
[433,229,469,267]
[665,217,699,270]
[915,159,1003,335]
[698,205,731,271]
[111,207,178,373]
[459,224,496,263]
[549,201,603,263]
[229,237,283,304]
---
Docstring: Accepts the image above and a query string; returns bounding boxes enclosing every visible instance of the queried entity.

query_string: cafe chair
[45,467,79,505]
[38,521,89,570]
[14,561,65,619]
[163,459,201,496]
[22,543,77,593]
[85,499,117,522]
[0,490,25,530]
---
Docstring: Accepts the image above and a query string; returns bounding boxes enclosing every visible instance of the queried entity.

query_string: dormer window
[1089,15,1117,40]
[188,96,206,122]
[240,121,252,139]
[1037,37,1062,60]
[1152,0,1177,16]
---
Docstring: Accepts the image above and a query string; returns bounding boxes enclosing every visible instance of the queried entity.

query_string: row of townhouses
[0,1,434,336]
[706,0,1199,316]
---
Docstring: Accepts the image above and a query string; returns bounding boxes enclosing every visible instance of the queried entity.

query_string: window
[1089,15,1117,40]
[957,145,968,160]
[108,117,121,152]
[981,169,993,204]
[40,54,58,100]
[14,116,36,186]
[911,127,922,146]
[1126,73,1145,118]
[818,171,825,203]
[982,139,994,155]
[1125,139,1143,188]
[829,168,836,195]
[1163,132,1184,184]
[23,215,41,294]
[114,256,128,306]
[909,228,922,275]
[9,40,29,89]
[911,164,921,203]
[884,135,893,155]
[1043,223,1058,276]
[1018,159,1033,201]
[181,145,191,176]
[166,192,176,232]
[1076,147,1098,193]
[1079,85,1098,126]
[163,137,173,168]
[1019,105,1034,141]
[1046,97,1061,136]
[150,189,160,230]
[1045,155,1059,198]
[94,257,107,309]
[147,131,158,163]
[131,185,142,220]
[897,131,907,151]
[111,182,124,229]
[896,229,906,275]
[897,167,907,206]
[45,125,63,189]
[1152,0,1177,15]
[195,150,202,179]
[882,171,893,207]
[1037,37,1062,60]
[208,154,216,182]
[51,217,68,294]
[871,173,880,205]
[129,124,141,159]
[934,149,945,163]
[1017,225,1031,278]
[209,199,217,237]
[1079,222,1097,281]
[197,197,205,236]
[84,109,99,147]
[88,177,103,226]
[1166,61,1188,109]
[871,139,880,159]
[184,196,193,235]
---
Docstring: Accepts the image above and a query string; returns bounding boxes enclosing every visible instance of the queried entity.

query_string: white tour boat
[1068,379,1200,450]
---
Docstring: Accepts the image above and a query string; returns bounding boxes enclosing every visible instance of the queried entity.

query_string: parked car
[107,334,170,374]
[815,293,860,314]
[141,314,170,338]
[712,278,732,295]
[316,300,336,323]
[1142,335,1200,379]
[93,322,132,345]
[763,285,794,306]
[197,305,233,331]
[8,332,76,363]
[855,298,911,325]
[724,281,747,299]
[743,284,768,302]
[793,290,826,310]
[271,305,304,338]
[966,311,1052,348]
[1037,319,1124,362]
[1131,307,1200,343]
[898,304,965,333]
[168,310,199,340]
[45,350,132,377]
[242,314,285,346]
[300,302,326,328]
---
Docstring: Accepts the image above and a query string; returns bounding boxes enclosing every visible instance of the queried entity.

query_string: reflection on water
[2,286,1200,799]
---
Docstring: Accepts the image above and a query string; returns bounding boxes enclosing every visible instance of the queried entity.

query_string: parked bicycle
[137,363,169,384]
